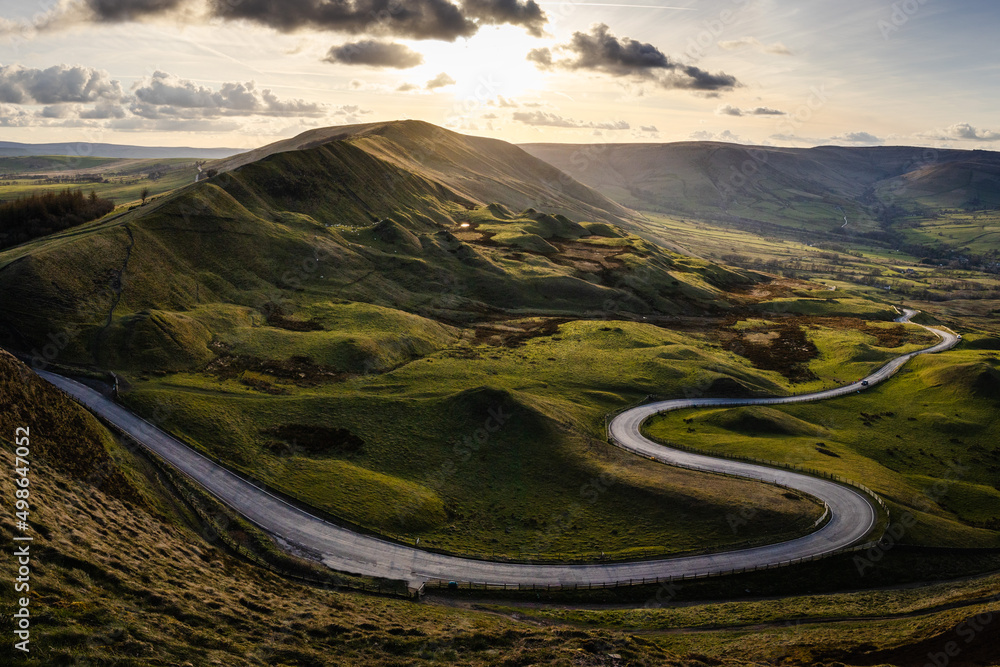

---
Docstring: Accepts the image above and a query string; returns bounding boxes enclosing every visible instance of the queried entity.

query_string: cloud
[0,64,340,133]
[0,104,33,126]
[426,72,456,89]
[445,118,479,131]
[84,0,188,21]
[79,100,129,119]
[529,23,739,92]
[640,125,658,132]
[396,82,420,92]
[130,71,326,118]
[215,0,547,41]
[770,133,826,145]
[332,104,369,115]
[462,0,546,37]
[490,95,519,108]
[830,131,883,144]
[718,36,792,56]
[749,107,786,116]
[690,129,742,143]
[23,0,553,41]
[107,116,243,133]
[0,64,122,104]
[939,122,1000,142]
[512,110,629,130]
[324,40,424,68]
[716,104,786,117]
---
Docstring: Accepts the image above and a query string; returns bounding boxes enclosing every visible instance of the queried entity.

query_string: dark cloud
[512,110,628,130]
[529,23,739,92]
[50,0,549,41]
[0,64,122,104]
[749,106,785,116]
[324,40,424,68]
[562,23,671,72]
[663,65,739,92]
[85,0,186,21]
[210,0,476,41]
[462,0,546,37]
[131,71,326,118]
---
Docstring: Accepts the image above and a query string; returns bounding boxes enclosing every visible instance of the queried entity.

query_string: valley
[1,121,998,666]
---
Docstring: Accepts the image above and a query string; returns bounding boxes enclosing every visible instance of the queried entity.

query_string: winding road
[37,308,958,589]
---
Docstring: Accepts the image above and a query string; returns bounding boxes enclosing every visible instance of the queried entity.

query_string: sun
[413,25,548,102]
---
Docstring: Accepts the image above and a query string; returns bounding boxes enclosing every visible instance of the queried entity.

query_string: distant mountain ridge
[521,142,1000,235]
[0,141,244,160]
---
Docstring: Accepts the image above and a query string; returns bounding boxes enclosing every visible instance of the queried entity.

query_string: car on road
[861,380,869,386]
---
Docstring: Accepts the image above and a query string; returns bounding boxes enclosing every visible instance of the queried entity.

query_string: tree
[140,187,150,205]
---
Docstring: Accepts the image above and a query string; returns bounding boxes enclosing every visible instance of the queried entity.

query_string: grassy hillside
[0,157,200,207]
[0,155,123,174]
[0,351,676,665]
[2,348,998,666]
[644,348,1000,548]
[0,129,758,365]
[120,317,831,561]
[212,119,637,228]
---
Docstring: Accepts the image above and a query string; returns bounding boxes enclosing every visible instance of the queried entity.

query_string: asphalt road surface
[37,308,958,588]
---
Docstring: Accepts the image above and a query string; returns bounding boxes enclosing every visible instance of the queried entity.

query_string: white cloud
[0,66,332,132]
[0,63,122,104]
[0,103,32,126]
[131,71,326,118]
[718,37,792,56]
[830,131,883,144]
[937,122,1000,142]
[512,110,629,130]
[690,129,742,143]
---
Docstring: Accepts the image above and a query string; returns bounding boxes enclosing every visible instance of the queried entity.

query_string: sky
[0,0,998,151]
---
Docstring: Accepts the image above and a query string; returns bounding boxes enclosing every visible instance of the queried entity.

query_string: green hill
[0,122,757,370]
[212,119,637,227]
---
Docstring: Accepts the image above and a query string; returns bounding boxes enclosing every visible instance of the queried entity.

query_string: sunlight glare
[414,26,548,102]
